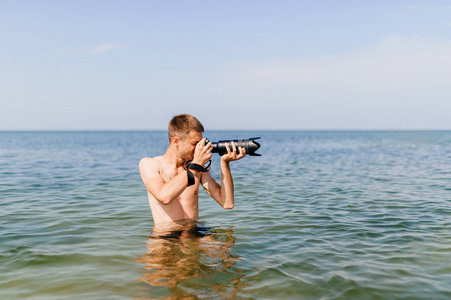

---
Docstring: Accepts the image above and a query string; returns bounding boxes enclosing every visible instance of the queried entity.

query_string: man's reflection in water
[135,221,244,299]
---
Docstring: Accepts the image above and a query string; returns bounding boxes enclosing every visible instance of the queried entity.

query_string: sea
[1,130,450,300]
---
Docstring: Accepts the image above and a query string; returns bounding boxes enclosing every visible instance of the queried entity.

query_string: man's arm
[202,142,246,209]
[139,158,189,205]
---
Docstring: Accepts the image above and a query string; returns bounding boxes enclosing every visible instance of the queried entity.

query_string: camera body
[206,137,261,156]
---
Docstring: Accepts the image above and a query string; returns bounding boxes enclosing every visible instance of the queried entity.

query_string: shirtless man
[139,114,246,233]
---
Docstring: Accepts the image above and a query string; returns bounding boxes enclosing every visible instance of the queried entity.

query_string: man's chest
[159,166,185,183]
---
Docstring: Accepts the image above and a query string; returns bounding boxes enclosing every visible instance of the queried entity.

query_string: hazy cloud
[70,43,130,55]
[203,34,451,129]
[209,34,451,98]
[90,43,129,54]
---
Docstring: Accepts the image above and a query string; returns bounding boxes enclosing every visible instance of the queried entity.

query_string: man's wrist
[189,162,202,172]
[187,160,210,172]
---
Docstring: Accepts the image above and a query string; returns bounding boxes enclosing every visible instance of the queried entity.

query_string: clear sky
[1,0,451,130]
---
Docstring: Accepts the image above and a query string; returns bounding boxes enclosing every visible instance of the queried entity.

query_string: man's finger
[197,138,205,149]
[237,147,246,159]
[239,147,246,157]
[231,141,237,154]
[225,142,231,154]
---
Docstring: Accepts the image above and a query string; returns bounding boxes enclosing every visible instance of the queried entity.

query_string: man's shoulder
[139,156,163,172]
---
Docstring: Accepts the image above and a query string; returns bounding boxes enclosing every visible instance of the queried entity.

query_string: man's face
[178,130,203,160]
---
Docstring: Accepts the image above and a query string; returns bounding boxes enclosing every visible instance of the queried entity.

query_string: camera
[207,137,261,156]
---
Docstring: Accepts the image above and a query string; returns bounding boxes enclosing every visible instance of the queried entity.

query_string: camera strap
[185,160,211,187]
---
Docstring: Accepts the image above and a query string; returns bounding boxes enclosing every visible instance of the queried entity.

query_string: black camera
[207,137,261,156]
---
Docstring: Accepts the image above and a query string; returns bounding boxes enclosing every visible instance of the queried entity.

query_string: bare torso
[146,156,201,227]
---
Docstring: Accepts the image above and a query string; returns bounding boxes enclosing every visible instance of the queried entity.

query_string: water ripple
[1,131,451,299]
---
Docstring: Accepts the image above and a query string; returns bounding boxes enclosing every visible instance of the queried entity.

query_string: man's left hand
[221,141,246,163]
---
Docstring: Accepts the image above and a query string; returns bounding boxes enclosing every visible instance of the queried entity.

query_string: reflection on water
[135,223,245,299]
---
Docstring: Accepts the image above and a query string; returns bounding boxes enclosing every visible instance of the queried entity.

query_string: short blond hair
[168,114,204,141]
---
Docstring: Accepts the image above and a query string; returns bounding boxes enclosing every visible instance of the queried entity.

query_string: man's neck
[163,147,185,168]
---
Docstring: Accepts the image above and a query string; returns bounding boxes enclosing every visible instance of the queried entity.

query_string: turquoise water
[1,131,450,299]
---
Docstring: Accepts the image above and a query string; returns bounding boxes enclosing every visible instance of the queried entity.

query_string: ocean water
[1,130,450,300]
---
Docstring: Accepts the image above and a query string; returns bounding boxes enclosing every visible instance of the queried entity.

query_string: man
[139,114,245,233]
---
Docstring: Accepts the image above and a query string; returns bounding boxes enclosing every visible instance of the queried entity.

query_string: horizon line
[1,128,451,132]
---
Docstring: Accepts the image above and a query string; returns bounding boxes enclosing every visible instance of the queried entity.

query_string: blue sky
[1,0,451,130]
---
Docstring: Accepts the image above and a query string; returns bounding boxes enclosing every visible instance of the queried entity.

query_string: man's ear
[172,136,180,147]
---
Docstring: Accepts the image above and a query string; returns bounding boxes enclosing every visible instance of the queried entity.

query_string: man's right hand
[192,138,212,166]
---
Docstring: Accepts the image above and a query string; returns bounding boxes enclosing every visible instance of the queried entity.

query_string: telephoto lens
[210,137,261,156]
